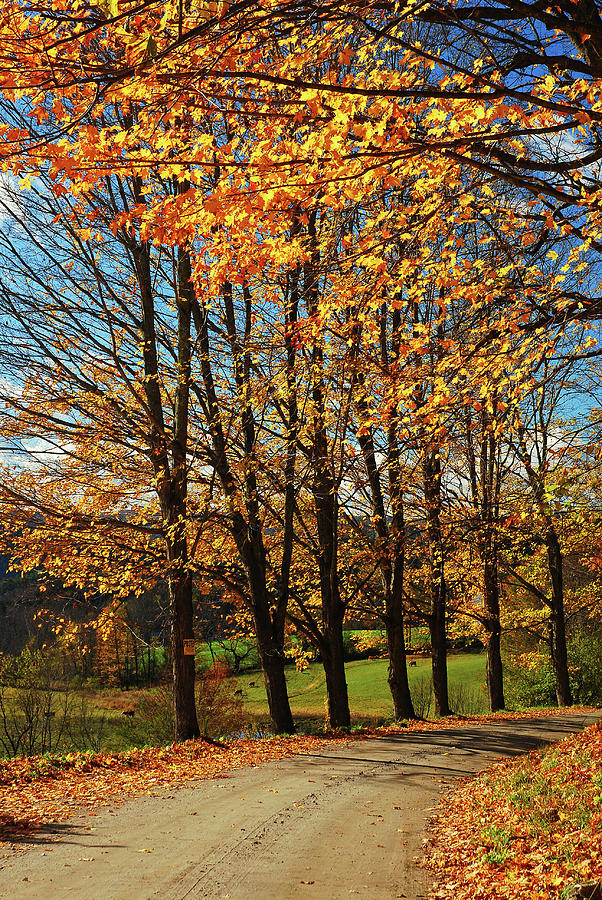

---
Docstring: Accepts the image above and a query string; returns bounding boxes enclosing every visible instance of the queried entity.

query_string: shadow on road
[0,817,127,850]
[288,715,600,775]
[1,819,84,845]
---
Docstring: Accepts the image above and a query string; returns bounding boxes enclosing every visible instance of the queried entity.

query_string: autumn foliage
[0,731,350,844]
[425,721,602,899]
[1,708,594,851]
[0,0,601,742]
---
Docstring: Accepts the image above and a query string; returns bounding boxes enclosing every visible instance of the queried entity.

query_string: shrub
[0,650,72,758]
[504,654,558,709]
[345,630,387,660]
[567,628,602,705]
[122,663,247,747]
[196,662,246,739]
[410,674,433,718]
[408,627,431,652]
[66,697,108,752]
[448,682,487,716]
[504,626,602,709]
[284,636,315,671]
[119,682,175,748]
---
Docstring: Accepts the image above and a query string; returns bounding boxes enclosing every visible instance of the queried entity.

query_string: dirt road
[0,712,599,900]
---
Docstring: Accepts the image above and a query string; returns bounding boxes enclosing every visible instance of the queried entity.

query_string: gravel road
[1,712,599,900]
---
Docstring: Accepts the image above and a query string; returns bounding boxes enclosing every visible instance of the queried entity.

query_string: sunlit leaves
[0,732,349,843]
[426,722,602,899]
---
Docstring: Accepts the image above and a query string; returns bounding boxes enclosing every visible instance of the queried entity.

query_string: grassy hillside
[0,653,487,758]
[234,653,487,729]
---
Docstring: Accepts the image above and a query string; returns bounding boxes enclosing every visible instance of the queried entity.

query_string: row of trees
[0,1,600,739]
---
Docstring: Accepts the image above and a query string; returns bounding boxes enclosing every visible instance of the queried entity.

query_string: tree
[0,164,206,739]
[347,300,416,721]
[0,0,598,734]
[460,403,507,710]
[506,364,583,707]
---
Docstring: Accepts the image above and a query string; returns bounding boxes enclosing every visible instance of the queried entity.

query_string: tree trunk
[353,366,415,721]
[465,411,505,712]
[515,424,572,707]
[256,634,295,734]
[385,559,415,720]
[191,283,295,734]
[485,629,504,712]
[314,490,350,729]
[423,450,450,717]
[134,238,200,742]
[545,527,573,706]
[169,245,200,742]
[312,486,350,729]
[303,209,350,730]
[429,586,450,717]
[322,616,351,729]
[385,618,415,720]
[244,544,295,734]
[483,551,505,711]
[168,554,200,742]
[312,465,350,729]
[252,598,295,734]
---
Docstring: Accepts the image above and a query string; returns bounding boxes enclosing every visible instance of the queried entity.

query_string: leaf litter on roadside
[0,734,347,844]
[0,706,597,861]
[422,719,602,899]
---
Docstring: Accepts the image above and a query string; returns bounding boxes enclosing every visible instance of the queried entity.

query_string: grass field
[0,653,488,758]
[90,652,487,742]
[233,652,487,728]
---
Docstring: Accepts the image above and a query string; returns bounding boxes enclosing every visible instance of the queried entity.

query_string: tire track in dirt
[1,713,599,900]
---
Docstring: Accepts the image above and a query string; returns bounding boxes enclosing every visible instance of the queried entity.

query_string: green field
[234,652,488,728]
[0,653,488,758]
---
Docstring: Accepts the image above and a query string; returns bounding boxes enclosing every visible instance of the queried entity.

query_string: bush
[567,628,602,705]
[0,649,73,758]
[121,663,247,747]
[119,682,175,748]
[344,630,387,661]
[0,649,127,757]
[410,674,433,718]
[66,697,109,752]
[448,682,487,716]
[504,656,557,709]
[138,646,167,685]
[449,636,485,652]
[196,662,246,739]
[284,635,315,671]
[504,626,602,709]
[408,674,486,718]
[408,627,431,652]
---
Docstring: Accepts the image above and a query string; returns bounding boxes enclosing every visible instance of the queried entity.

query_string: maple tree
[0,156,213,740]
[346,301,416,721]
[510,385,574,706]
[337,176,565,715]
[0,162,316,735]
[458,406,507,710]
[498,359,602,694]
[0,0,601,742]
